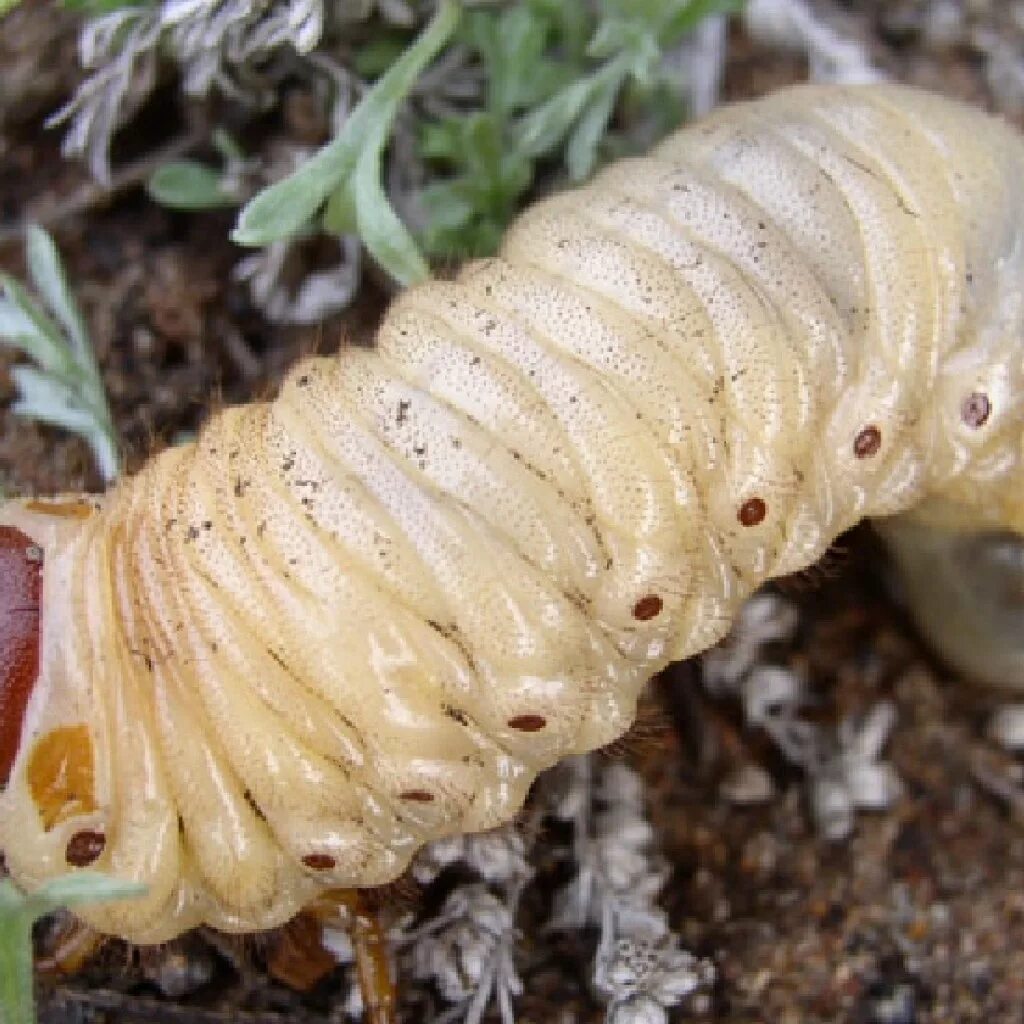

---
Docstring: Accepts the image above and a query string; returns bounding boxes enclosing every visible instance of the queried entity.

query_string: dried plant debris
[51,0,344,186]
[701,592,903,841]
[547,759,715,1024]
[333,758,717,1024]
[742,0,885,83]
[875,0,1024,115]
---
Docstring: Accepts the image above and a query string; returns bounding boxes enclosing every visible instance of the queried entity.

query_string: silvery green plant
[0,226,120,483]
[402,825,533,1024]
[50,0,354,185]
[233,0,462,286]
[548,758,714,1024]
[51,0,746,321]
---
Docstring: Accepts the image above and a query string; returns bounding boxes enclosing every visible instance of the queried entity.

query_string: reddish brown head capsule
[0,526,43,787]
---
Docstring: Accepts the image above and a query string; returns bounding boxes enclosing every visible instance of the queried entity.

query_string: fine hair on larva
[0,82,1022,943]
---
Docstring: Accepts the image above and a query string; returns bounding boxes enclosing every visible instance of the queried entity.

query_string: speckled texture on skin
[1,83,1022,943]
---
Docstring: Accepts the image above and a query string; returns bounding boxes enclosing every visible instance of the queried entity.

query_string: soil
[3,2,1024,1022]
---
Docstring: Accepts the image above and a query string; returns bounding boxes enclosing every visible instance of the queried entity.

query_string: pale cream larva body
[1,83,1023,943]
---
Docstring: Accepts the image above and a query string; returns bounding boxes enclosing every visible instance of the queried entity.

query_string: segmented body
[1,84,1023,942]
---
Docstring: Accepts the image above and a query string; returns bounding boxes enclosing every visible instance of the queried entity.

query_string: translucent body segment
[182,411,521,834]
[330,347,603,594]
[278,364,637,764]
[115,449,299,923]
[503,195,816,577]
[377,294,595,501]
[80,516,186,937]
[590,157,850,400]
[665,111,871,330]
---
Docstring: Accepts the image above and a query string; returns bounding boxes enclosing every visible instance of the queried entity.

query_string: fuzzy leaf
[147,160,236,210]
[0,276,67,376]
[351,154,429,287]
[566,63,625,180]
[25,225,91,359]
[10,366,102,435]
[20,873,146,913]
[1,875,144,1024]
[233,0,459,256]
[517,75,596,157]
[0,232,120,481]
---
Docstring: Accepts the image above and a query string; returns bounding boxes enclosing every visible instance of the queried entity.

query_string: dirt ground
[3,2,1024,1022]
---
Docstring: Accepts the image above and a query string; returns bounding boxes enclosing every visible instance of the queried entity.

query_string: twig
[0,127,205,247]
[41,985,327,1024]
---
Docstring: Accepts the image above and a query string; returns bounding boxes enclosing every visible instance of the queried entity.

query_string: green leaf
[517,75,596,158]
[211,128,245,165]
[660,0,747,46]
[25,225,90,360]
[322,184,358,237]
[0,874,145,1024]
[232,0,459,274]
[20,874,146,913]
[465,5,557,116]
[517,52,632,166]
[351,154,429,287]
[420,181,475,238]
[0,230,120,481]
[147,160,236,210]
[0,275,68,377]
[565,63,625,180]
[419,117,467,163]
[352,34,409,78]
[9,364,118,481]
[11,366,103,436]
[528,0,592,59]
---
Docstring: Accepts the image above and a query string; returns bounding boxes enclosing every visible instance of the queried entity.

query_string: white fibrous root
[704,592,903,840]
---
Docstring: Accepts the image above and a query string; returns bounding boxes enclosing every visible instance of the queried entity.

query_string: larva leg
[34,917,104,976]
[340,890,397,1024]
[307,890,397,1024]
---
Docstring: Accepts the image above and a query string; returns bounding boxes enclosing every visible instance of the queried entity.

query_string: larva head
[0,498,113,894]
[0,524,43,787]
